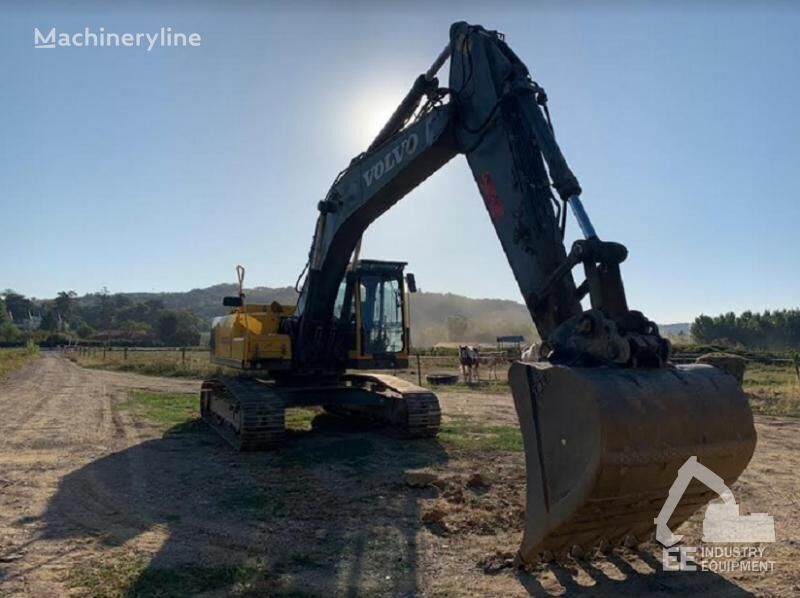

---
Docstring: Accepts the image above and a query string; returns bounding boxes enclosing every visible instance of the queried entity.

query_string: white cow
[478,351,505,380]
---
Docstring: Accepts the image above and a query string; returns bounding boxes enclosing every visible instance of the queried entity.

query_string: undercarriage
[200,372,441,451]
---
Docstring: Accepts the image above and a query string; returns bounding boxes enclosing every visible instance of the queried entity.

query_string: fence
[669,352,795,366]
[61,345,799,384]
[63,345,205,363]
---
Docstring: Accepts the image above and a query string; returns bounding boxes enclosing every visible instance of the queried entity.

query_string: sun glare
[345,87,406,150]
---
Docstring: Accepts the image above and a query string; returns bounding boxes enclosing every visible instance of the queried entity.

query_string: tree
[156,310,201,346]
[39,309,60,332]
[98,287,112,329]
[2,291,32,322]
[76,322,94,339]
[0,320,20,343]
[54,290,77,320]
[0,297,20,342]
[690,308,800,351]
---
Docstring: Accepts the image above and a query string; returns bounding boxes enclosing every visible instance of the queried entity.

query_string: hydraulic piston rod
[567,195,598,240]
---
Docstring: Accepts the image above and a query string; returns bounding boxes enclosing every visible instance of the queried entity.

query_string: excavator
[202,22,756,562]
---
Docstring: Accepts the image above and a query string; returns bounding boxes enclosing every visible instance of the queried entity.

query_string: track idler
[509,362,756,562]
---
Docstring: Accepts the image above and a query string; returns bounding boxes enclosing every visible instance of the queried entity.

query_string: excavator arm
[295,22,664,369]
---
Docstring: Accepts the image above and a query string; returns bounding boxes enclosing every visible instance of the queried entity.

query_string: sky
[1,1,798,323]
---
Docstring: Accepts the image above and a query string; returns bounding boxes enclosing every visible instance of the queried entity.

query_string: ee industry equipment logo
[656,456,776,573]
[34,27,201,51]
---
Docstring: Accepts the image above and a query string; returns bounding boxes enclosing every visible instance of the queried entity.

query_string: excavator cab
[335,259,412,370]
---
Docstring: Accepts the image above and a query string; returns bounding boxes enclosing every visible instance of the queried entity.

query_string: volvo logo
[362,133,419,188]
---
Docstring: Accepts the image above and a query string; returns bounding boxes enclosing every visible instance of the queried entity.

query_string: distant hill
[408,292,536,347]
[71,284,685,348]
[83,284,535,347]
[110,284,299,324]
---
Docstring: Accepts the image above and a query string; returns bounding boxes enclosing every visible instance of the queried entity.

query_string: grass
[122,391,200,430]
[121,390,322,435]
[744,362,800,417]
[0,345,39,380]
[438,415,523,452]
[66,348,224,379]
[65,551,302,598]
[284,407,318,431]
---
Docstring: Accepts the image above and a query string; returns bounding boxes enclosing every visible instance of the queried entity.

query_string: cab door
[345,269,409,369]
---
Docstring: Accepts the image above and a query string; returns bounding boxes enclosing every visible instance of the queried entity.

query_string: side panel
[210,306,293,370]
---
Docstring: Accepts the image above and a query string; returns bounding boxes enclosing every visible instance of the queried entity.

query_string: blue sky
[1,2,798,323]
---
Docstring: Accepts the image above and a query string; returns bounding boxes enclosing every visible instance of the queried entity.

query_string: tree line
[690,309,800,351]
[0,289,202,346]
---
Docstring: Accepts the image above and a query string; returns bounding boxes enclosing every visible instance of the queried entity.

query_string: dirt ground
[0,354,797,596]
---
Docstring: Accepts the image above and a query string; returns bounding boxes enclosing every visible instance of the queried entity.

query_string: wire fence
[61,345,799,372]
[63,345,204,363]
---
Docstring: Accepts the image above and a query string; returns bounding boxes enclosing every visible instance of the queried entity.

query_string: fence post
[124,346,128,361]
[793,352,800,384]
[182,347,186,363]
[416,353,422,386]
[103,345,107,361]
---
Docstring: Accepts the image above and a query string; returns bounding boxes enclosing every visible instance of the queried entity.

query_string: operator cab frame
[334,259,413,370]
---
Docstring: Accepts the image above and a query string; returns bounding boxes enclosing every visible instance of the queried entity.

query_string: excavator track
[200,377,285,451]
[334,373,442,437]
[402,392,442,437]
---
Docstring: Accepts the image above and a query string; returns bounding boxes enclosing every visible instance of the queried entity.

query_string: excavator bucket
[509,362,756,562]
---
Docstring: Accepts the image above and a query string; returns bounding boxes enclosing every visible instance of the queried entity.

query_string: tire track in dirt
[0,354,202,595]
[0,355,266,594]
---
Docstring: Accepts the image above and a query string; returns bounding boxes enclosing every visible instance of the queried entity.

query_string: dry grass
[0,346,39,380]
[66,348,511,390]
[66,348,224,379]
[65,550,280,598]
[744,362,800,417]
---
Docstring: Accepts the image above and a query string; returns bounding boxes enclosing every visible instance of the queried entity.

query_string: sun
[344,86,407,151]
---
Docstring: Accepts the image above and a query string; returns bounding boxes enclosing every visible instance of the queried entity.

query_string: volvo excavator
[202,22,756,562]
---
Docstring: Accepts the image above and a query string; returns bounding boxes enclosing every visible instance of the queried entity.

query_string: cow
[458,345,480,384]
[459,345,505,382]
[478,351,505,380]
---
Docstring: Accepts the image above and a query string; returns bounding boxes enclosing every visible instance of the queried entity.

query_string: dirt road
[0,354,797,596]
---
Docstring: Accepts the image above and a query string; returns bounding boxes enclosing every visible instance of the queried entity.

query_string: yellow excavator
[202,22,756,563]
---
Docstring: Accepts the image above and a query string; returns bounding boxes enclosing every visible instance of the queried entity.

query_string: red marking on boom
[478,172,504,223]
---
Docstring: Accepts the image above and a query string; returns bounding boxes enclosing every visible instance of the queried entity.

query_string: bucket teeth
[510,362,756,564]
